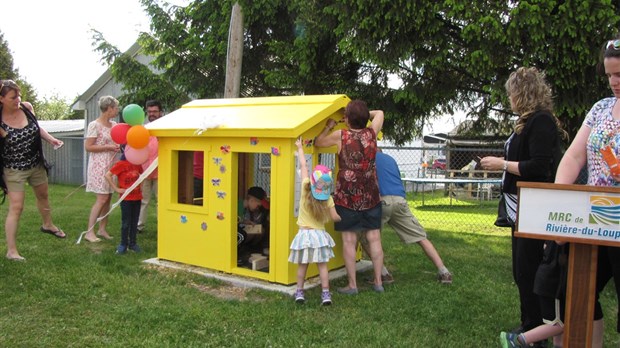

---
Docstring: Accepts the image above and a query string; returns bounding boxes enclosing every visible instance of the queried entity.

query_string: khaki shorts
[3,165,48,192]
[379,195,427,244]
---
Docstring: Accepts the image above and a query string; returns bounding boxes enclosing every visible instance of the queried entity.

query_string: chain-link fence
[245,144,589,234]
[381,145,505,233]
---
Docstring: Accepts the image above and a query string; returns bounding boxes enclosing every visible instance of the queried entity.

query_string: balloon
[126,125,150,149]
[110,123,131,144]
[122,104,145,126]
[124,145,150,165]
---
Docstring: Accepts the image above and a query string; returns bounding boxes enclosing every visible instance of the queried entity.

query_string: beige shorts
[3,165,48,192]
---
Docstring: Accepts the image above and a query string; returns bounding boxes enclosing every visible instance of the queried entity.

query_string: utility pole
[224,3,243,98]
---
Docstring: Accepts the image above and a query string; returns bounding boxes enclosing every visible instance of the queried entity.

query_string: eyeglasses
[607,40,620,50]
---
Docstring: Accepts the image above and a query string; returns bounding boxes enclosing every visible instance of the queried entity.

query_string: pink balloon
[110,123,131,144]
[124,145,150,165]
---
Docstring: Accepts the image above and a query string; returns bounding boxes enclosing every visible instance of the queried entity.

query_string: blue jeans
[120,200,140,247]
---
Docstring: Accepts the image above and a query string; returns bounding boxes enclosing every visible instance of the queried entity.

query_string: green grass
[0,184,617,347]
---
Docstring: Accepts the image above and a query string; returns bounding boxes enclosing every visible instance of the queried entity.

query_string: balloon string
[76,157,158,244]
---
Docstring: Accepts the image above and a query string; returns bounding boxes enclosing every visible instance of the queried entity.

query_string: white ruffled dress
[288,228,336,264]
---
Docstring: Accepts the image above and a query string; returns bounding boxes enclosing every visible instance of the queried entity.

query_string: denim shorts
[334,203,382,232]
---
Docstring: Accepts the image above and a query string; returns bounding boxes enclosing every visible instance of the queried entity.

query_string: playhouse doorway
[236,152,271,273]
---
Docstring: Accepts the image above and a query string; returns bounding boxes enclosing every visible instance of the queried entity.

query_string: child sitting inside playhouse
[237,186,270,265]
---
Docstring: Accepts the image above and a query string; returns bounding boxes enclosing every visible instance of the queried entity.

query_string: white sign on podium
[517,183,620,247]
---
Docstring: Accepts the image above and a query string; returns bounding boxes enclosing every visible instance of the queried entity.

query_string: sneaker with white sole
[437,271,452,284]
[321,291,332,306]
[294,289,305,304]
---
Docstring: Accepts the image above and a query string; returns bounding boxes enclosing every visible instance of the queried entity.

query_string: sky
[1,0,187,101]
[1,0,462,134]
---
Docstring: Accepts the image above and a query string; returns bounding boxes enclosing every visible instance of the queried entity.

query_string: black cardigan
[503,111,560,194]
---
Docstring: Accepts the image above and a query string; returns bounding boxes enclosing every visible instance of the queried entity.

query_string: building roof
[71,42,143,111]
[147,94,350,138]
[38,119,85,134]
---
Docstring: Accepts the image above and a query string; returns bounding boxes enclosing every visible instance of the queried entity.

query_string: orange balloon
[126,125,150,149]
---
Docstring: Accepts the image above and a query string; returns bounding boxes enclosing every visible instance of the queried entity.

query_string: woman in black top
[0,80,65,261]
[481,67,567,346]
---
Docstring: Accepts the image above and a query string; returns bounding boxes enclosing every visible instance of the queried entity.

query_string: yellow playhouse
[147,94,351,285]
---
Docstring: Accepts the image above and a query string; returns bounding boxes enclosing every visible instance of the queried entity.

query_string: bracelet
[502,161,508,171]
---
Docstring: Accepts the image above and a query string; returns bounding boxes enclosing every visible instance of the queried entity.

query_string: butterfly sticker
[219,165,226,173]
[216,212,225,220]
[201,222,208,231]
[250,137,258,145]
[220,145,231,154]
[271,147,280,156]
[216,191,226,199]
[213,157,222,165]
[211,178,221,186]
[180,215,188,224]
[303,138,313,147]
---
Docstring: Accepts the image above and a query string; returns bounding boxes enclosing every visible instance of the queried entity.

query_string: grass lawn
[0,184,618,347]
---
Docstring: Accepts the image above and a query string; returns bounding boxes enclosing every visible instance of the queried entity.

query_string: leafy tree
[0,32,38,105]
[35,93,78,120]
[93,1,620,144]
[327,0,620,142]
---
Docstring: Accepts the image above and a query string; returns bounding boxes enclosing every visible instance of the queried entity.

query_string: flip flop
[96,233,113,240]
[84,235,101,243]
[6,255,26,261]
[40,226,66,239]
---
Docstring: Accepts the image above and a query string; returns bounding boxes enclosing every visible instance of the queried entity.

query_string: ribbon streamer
[76,157,159,244]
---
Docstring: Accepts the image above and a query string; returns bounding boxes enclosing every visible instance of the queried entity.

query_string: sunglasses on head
[0,79,17,89]
[607,40,620,50]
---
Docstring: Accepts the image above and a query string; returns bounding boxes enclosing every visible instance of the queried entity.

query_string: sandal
[40,226,66,239]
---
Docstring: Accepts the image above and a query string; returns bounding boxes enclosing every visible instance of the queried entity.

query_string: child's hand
[118,188,126,194]
[295,137,303,149]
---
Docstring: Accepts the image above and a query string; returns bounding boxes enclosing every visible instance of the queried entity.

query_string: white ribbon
[76,158,159,244]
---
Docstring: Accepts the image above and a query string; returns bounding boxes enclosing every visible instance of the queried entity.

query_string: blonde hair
[98,95,119,113]
[505,67,567,139]
[302,181,330,224]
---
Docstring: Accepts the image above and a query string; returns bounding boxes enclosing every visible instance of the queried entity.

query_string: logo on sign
[589,195,620,225]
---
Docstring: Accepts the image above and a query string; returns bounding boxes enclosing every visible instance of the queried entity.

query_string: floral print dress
[85,120,117,194]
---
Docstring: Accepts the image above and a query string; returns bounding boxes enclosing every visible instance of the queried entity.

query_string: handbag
[494,195,512,228]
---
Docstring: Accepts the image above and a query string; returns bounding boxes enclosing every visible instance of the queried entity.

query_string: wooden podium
[516,182,620,347]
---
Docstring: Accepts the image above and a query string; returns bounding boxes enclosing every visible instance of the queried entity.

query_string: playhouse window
[175,150,204,207]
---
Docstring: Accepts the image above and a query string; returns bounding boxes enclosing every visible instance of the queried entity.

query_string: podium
[516,182,620,347]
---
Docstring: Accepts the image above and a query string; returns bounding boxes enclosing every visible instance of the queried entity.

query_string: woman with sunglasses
[0,80,65,261]
[554,38,620,347]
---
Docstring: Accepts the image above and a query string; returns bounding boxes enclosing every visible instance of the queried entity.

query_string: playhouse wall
[156,135,345,285]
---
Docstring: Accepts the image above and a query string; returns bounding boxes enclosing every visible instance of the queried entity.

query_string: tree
[94,1,620,144]
[0,32,38,105]
[35,93,78,120]
[327,0,620,141]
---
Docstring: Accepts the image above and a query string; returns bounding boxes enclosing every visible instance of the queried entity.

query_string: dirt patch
[188,281,256,301]
[145,264,264,301]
